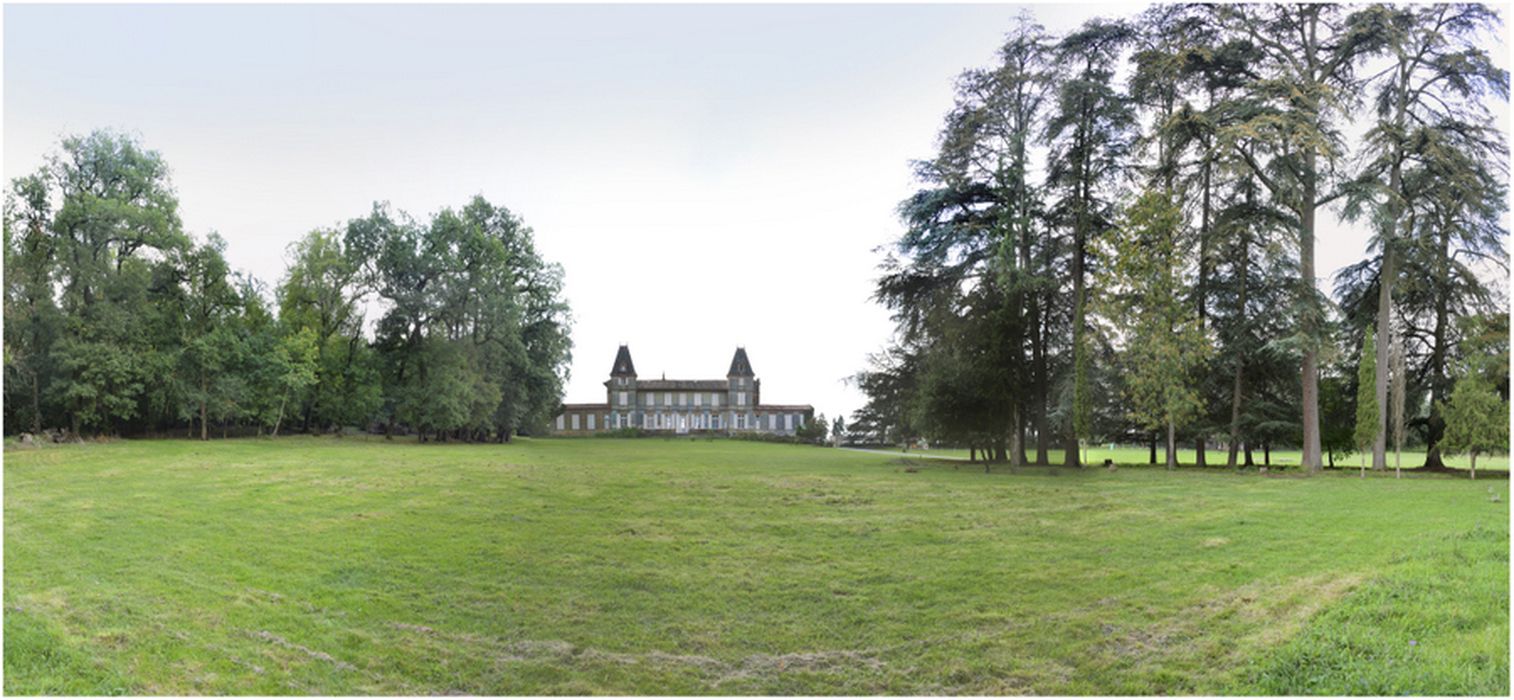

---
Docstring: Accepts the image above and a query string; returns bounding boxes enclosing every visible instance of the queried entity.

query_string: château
[552,346,814,435]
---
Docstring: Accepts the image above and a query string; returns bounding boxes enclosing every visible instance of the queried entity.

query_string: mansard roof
[636,379,729,391]
[727,347,754,377]
[611,345,636,376]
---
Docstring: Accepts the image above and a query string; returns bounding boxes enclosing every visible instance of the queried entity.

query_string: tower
[727,347,755,427]
[606,345,637,425]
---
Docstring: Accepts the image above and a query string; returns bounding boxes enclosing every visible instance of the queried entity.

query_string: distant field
[896,445,1510,471]
[5,437,1507,694]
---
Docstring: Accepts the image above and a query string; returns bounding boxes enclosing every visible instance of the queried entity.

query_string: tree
[1440,368,1509,479]
[1389,332,1407,478]
[174,235,241,440]
[875,17,1054,465]
[1044,18,1135,466]
[265,327,319,436]
[1319,367,1357,469]
[29,131,191,436]
[1130,3,1226,466]
[1353,330,1379,475]
[1099,189,1211,469]
[278,227,373,433]
[851,348,921,447]
[831,415,846,445]
[3,174,63,434]
[1217,4,1381,473]
[358,196,570,442]
[1344,3,1508,472]
[796,412,828,443]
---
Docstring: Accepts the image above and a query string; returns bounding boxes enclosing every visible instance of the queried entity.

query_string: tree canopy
[4,130,572,441]
[858,3,1509,472]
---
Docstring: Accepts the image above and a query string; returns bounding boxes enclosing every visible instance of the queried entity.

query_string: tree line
[4,131,573,442]
[852,3,1510,472]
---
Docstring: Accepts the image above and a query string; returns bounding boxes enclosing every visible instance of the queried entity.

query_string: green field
[5,437,1508,694]
[898,445,1510,471]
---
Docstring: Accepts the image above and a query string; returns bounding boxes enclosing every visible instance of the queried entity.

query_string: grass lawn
[4,436,1507,694]
[898,445,1510,471]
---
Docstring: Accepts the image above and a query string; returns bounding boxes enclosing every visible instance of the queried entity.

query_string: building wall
[553,406,813,436]
[551,349,811,437]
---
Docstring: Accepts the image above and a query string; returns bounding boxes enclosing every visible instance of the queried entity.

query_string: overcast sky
[5,3,1508,423]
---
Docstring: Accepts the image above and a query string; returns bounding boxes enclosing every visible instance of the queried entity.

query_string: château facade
[552,346,814,436]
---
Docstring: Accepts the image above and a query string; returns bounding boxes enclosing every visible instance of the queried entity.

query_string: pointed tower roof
[727,347,754,377]
[611,345,636,376]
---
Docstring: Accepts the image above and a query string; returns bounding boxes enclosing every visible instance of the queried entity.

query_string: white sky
[4,3,1508,422]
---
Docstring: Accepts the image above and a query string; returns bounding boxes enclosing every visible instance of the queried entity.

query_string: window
[618,391,628,406]
[588,414,596,430]
[664,392,672,406]
[785,414,793,431]
[679,392,687,406]
[711,393,720,408]
[737,392,747,406]
[694,393,702,407]
[555,415,565,430]
[571,414,580,430]
[644,393,652,406]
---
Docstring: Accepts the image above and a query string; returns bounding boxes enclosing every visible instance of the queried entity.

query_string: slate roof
[754,404,814,412]
[635,379,729,391]
[611,345,636,376]
[727,347,754,376]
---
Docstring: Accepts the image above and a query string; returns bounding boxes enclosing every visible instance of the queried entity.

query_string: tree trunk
[1009,405,1024,468]
[1033,295,1051,466]
[1192,141,1213,472]
[30,372,42,434]
[200,379,209,441]
[1066,151,1089,471]
[1166,420,1177,470]
[1227,360,1245,469]
[272,392,287,437]
[1244,443,1255,467]
[1371,221,1395,472]
[1149,434,1158,465]
[1300,157,1323,473]
[1373,65,1411,473]
[1424,225,1452,468]
[1470,452,1477,480]
[1264,442,1271,467]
